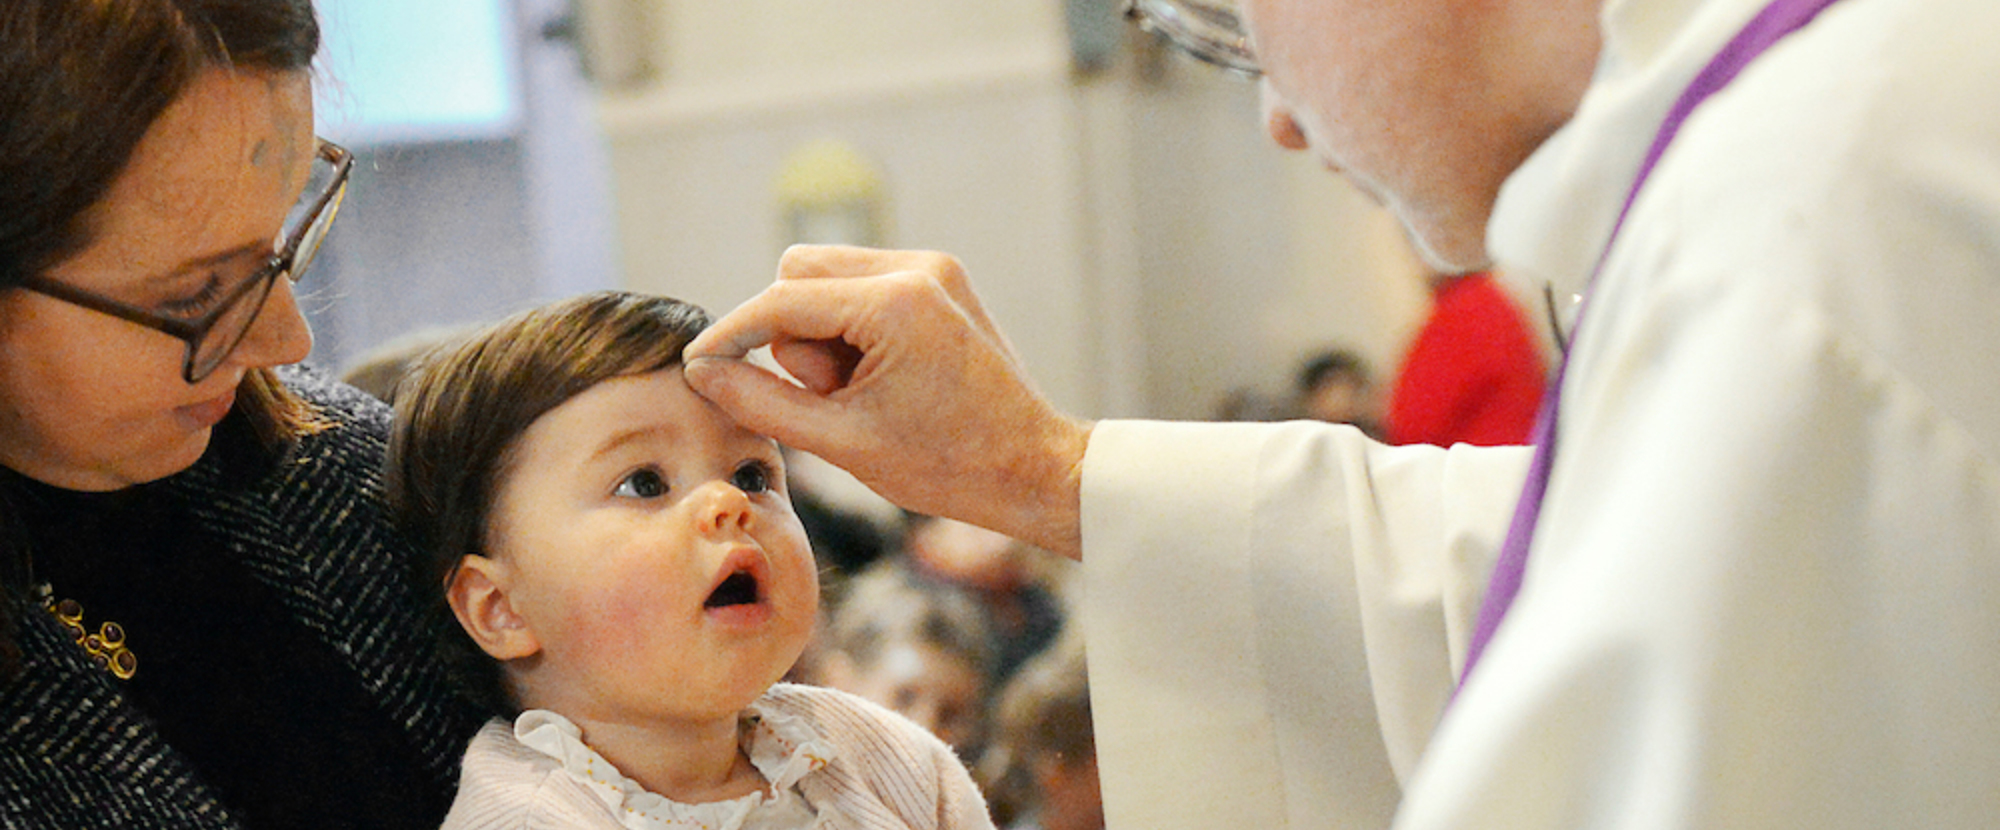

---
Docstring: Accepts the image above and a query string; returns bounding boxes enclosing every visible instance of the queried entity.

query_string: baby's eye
[613,468,668,499]
[731,460,774,495]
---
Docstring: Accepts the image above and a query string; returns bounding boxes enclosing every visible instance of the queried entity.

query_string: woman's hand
[683,246,1090,559]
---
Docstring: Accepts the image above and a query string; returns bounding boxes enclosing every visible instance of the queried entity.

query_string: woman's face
[0,68,316,491]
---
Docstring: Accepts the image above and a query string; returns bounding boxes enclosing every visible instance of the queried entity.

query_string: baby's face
[487,367,818,726]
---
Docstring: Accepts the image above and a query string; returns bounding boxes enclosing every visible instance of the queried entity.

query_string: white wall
[654,0,1061,88]
[590,0,1426,420]
[309,0,619,372]
[1115,56,1427,418]
[599,46,1101,413]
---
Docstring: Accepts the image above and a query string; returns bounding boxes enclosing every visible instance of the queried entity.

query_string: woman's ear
[447,555,541,660]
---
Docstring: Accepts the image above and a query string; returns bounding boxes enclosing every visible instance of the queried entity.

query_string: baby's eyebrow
[586,424,674,463]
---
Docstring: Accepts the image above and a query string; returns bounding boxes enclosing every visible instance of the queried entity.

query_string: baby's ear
[447,555,541,660]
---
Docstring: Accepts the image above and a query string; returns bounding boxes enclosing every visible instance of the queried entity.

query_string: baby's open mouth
[704,570,760,608]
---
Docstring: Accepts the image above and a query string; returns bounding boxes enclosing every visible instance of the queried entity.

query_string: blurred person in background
[337,324,473,405]
[1292,347,1382,437]
[810,557,998,761]
[980,636,1101,830]
[1384,266,1546,447]
[903,516,1068,685]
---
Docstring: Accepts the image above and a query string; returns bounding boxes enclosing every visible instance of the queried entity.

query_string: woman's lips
[174,389,236,430]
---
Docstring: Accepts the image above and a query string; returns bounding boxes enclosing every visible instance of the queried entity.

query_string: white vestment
[1081,0,2000,826]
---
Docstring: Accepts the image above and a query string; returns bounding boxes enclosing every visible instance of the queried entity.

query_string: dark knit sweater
[0,368,483,828]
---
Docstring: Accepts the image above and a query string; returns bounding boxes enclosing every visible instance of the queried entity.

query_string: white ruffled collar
[514,698,839,830]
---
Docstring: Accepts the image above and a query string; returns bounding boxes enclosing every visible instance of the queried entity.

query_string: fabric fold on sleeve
[1080,419,1527,830]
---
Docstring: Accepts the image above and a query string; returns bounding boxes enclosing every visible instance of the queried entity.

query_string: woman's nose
[229,277,314,369]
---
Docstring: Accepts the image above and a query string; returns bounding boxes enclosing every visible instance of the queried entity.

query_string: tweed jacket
[0,368,485,827]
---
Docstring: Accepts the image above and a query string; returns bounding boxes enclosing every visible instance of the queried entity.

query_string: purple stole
[1458,0,1853,686]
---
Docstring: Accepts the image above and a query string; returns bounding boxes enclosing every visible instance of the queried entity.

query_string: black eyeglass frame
[17,139,352,384]
[1123,0,1262,80]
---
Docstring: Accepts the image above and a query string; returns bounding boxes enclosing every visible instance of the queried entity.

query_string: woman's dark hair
[0,0,320,678]
[1,0,318,285]
[384,291,712,717]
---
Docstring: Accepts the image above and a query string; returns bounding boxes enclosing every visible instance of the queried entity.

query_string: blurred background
[307,5,1531,826]
[306,0,1449,423]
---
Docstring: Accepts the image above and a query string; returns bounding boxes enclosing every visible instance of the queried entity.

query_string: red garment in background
[1386,272,1548,447]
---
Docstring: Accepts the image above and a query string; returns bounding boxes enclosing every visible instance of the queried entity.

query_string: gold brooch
[38,585,137,680]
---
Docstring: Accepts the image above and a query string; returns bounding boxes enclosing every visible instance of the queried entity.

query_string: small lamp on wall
[774,139,888,249]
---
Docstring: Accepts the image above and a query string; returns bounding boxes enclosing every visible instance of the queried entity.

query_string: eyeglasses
[1123,0,1261,80]
[18,140,352,384]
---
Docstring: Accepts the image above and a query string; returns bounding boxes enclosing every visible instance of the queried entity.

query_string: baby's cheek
[570,582,673,653]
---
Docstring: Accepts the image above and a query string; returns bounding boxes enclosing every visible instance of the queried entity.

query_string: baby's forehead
[535,367,693,426]
[517,366,773,457]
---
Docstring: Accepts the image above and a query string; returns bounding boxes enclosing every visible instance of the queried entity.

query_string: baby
[385,291,994,829]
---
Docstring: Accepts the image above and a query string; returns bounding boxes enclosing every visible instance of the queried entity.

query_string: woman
[0,1,483,826]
